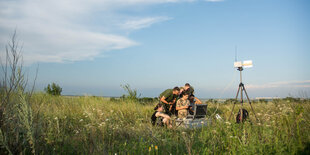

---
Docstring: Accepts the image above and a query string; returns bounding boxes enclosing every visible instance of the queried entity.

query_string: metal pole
[240,69,244,122]
[240,68,243,83]
[229,86,241,120]
[243,86,259,122]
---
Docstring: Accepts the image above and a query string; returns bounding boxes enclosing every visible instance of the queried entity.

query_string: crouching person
[151,103,172,128]
[176,93,190,119]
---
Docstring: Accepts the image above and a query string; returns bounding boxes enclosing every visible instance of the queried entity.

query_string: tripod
[228,67,259,122]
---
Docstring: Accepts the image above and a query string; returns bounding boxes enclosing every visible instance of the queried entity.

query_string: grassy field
[1,93,310,154]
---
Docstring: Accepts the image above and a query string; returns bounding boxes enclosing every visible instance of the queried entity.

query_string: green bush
[45,83,62,96]
[120,84,140,101]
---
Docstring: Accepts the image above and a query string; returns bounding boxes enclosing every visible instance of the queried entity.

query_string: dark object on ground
[236,108,249,123]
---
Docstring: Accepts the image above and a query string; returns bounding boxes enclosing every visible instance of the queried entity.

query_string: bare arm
[160,96,170,105]
[195,97,202,104]
[156,112,170,119]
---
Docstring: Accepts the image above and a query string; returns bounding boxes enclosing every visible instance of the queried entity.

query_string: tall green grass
[2,93,309,154]
[25,94,310,154]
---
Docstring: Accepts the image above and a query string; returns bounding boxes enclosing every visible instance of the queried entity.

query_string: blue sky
[1,0,309,98]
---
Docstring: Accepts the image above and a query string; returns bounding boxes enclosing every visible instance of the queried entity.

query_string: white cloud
[120,17,172,30]
[246,80,310,89]
[0,0,192,64]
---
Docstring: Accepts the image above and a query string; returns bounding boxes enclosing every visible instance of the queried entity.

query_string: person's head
[154,103,164,112]
[172,87,180,95]
[184,83,190,90]
[189,94,195,102]
[182,92,189,100]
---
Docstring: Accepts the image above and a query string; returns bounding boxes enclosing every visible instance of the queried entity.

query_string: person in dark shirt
[159,87,180,115]
[189,94,202,105]
[180,83,194,96]
[151,103,172,128]
[188,94,202,115]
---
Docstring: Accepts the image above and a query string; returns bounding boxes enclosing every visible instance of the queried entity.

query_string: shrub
[45,83,62,96]
[120,84,140,101]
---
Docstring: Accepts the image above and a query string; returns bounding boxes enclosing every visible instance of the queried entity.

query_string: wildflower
[54,117,58,120]
[155,145,158,150]
[225,121,231,125]
[80,119,83,122]
[149,147,151,152]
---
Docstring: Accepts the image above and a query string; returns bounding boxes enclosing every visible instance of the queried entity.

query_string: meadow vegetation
[1,93,309,154]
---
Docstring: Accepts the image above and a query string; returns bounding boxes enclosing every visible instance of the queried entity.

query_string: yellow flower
[155,145,158,150]
[149,147,151,152]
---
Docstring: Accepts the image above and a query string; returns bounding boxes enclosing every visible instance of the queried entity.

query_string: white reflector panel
[242,60,253,68]
[234,61,242,68]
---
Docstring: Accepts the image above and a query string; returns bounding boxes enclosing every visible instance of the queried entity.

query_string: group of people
[151,83,202,128]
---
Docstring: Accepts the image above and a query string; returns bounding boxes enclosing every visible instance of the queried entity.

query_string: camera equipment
[187,104,208,119]
[229,60,259,122]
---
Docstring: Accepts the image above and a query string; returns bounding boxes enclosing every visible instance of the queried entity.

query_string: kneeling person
[151,103,172,128]
[176,93,190,119]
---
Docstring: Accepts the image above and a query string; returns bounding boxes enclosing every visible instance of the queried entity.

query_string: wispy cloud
[120,17,172,30]
[247,80,310,89]
[0,0,194,64]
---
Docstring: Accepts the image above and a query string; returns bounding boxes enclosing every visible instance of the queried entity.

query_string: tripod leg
[229,85,241,121]
[242,85,259,122]
[240,85,244,122]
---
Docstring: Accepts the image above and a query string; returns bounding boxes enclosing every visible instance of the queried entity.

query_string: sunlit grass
[27,93,310,154]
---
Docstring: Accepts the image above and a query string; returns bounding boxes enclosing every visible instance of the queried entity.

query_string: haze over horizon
[1,0,309,98]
